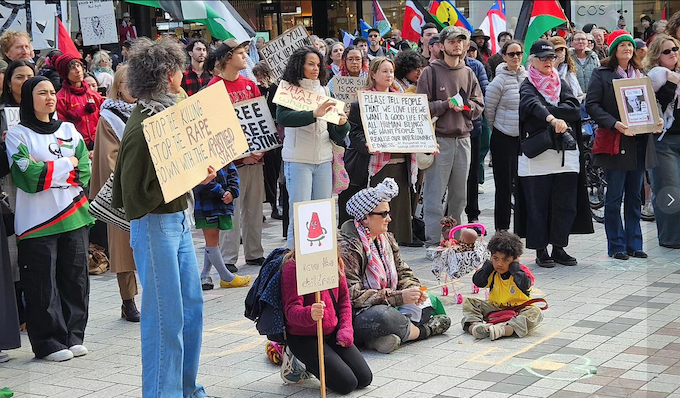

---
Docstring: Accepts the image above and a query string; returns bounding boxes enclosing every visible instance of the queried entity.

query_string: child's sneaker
[489,323,508,341]
[470,322,490,339]
[280,346,311,384]
[220,275,251,288]
[423,315,451,337]
[365,334,401,354]
[201,276,214,290]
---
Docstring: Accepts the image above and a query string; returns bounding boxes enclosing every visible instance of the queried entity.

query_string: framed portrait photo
[613,77,661,134]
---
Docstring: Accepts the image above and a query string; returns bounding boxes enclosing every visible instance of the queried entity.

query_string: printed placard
[273,80,345,125]
[233,96,280,159]
[294,199,339,296]
[260,24,312,81]
[358,91,437,153]
[77,0,118,46]
[142,83,249,203]
[613,77,661,135]
[330,76,366,112]
[3,107,20,131]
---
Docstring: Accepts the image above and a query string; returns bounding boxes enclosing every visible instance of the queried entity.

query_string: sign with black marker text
[233,96,280,159]
[260,25,312,81]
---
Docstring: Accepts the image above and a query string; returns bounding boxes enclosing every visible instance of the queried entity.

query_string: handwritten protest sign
[3,107,20,131]
[142,83,248,202]
[273,80,345,125]
[233,97,280,159]
[294,199,339,296]
[358,92,437,153]
[330,76,366,112]
[260,25,312,81]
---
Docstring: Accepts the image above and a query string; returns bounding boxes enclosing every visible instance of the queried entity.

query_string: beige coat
[90,111,136,274]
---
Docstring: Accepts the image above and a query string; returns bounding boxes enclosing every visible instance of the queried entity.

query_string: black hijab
[19,76,62,135]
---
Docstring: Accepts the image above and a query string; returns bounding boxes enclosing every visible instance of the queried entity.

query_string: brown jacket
[416,59,484,138]
[90,112,136,274]
[339,221,421,309]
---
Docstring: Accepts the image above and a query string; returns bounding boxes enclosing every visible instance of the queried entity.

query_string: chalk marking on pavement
[202,337,266,358]
[517,354,596,381]
[205,319,252,333]
[468,331,561,365]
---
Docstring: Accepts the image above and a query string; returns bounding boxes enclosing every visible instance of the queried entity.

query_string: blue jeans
[650,135,680,247]
[284,161,332,249]
[130,212,206,398]
[603,146,645,256]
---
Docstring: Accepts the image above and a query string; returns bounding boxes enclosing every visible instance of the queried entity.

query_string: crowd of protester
[0,10,679,398]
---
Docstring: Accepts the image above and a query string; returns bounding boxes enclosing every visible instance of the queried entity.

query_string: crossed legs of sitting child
[461,231,543,340]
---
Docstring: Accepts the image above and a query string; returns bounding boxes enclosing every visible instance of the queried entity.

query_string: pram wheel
[472,285,480,294]
[442,286,449,296]
[455,294,463,304]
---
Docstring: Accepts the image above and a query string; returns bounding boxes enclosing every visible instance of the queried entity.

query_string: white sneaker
[478,184,485,194]
[0,351,9,363]
[44,349,74,362]
[69,345,88,357]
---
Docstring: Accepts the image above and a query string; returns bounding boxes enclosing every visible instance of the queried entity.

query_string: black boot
[270,204,283,220]
[122,299,141,322]
[552,246,577,266]
[535,248,555,268]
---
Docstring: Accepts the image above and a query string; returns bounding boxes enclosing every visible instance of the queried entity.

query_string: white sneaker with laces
[69,345,88,357]
[44,349,74,362]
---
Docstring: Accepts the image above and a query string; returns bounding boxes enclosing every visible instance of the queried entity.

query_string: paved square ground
[2,168,680,398]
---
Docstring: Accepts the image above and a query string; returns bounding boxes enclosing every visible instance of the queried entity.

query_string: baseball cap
[530,39,556,58]
[428,36,440,46]
[634,38,647,50]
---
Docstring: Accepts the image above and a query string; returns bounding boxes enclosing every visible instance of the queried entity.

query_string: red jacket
[281,258,354,347]
[56,84,103,149]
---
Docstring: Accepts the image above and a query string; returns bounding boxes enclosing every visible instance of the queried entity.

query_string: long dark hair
[281,46,327,86]
[601,42,643,70]
[1,60,35,105]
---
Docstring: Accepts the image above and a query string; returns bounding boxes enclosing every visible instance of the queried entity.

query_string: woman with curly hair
[665,11,680,40]
[326,45,369,96]
[394,50,425,93]
[111,37,216,397]
[277,46,349,248]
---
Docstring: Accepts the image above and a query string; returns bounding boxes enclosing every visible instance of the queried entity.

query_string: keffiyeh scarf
[354,220,397,291]
[528,65,561,106]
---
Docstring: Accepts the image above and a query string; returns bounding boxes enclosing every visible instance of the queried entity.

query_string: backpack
[244,248,290,343]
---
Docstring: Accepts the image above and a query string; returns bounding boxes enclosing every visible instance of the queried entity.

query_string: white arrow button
[669,194,676,207]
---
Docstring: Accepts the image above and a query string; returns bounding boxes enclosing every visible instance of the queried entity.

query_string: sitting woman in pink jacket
[280,250,372,394]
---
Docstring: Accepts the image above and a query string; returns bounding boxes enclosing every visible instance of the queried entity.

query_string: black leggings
[287,332,372,395]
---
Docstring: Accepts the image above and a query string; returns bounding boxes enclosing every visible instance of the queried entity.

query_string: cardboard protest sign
[233,96,280,159]
[273,80,345,125]
[260,25,312,81]
[613,77,661,134]
[330,76,366,112]
[293,199,339,296]
[142,83,249,202]
[3,107,20,131]
[358,92,437,153]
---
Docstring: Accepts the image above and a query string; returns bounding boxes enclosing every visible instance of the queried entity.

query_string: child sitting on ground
[440,216,479,253]
[462,231,543,340]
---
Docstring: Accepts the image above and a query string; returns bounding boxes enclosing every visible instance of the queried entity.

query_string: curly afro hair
[281,46,327,86]
[487,231,524,259]
[394,50,426,80]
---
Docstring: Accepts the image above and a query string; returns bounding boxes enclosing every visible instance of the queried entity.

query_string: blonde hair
[109,65,130,101]
[643,34,680,71]
[364,57,401,92]
[0,30,31,60]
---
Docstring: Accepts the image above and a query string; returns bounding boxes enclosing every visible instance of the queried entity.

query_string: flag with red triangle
[514,0,568,61]
[373,0,391,36]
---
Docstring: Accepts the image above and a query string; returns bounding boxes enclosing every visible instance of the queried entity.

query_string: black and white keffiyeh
[346,177,399,220]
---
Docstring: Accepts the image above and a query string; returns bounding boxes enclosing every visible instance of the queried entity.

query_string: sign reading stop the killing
[142,83,249,202]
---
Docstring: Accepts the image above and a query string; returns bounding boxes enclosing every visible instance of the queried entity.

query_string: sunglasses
[662,47,680,55]
[369,210,392,218]
[588,40,595,44]
[538,55,557,62]
[504,51,522,58]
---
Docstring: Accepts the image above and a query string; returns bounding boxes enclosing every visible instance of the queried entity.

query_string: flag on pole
[56,17,80,58]
[126,0,252,41]
[428,0,473,32]
[478,0,506,54]
[360,19,373,38]
[373,0,391,37]
[342,30,356,48]
[386,42,398,56]
[401,0,426,42]
[514,0,567,61]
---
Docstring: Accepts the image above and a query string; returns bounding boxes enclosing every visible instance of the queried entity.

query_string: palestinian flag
[514,0,568,61]
[373,0,391,37]
[126,0,253,41]
[386,42,398,56]
[449,89,471,111]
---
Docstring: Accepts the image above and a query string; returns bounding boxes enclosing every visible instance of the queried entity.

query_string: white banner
[0,1,69,50]
[77,1,118,46]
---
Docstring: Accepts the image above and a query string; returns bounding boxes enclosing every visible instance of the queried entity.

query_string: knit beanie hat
[54,53,82,81]
[607,29,635,55]
[346,178,399,220]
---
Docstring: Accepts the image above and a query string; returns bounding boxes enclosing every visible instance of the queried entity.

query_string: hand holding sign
[200,166,217,185]
[273,80,345,125]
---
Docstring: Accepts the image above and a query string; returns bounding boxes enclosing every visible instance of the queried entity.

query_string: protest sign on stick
[330,76,366,113]
[358,92,437,153]
[260,25,312,81]
[294,198,339,398]
[273,80,345,125]
[142,83,249,203]
[233,96,280,159]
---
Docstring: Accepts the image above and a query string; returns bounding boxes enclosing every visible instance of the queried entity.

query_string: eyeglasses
[574,38,588,42]
[588,40,595,44]
[369,210,392,218]
[347,57,362,62]
[504,51,522,58]
[538,55,558,62]
[662,47,680,55]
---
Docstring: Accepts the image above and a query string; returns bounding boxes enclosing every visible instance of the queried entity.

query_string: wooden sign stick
[315,291,327,398]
